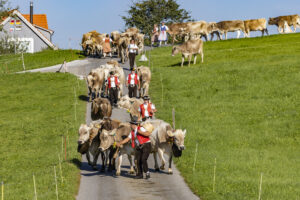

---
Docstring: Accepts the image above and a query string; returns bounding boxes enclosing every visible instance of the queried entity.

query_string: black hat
[131,68,135,71]
[130,120,140,125]
[110,71,115,75]
[143,96,150,100]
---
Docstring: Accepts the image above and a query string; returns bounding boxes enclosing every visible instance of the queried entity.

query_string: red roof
[22,14,49,29]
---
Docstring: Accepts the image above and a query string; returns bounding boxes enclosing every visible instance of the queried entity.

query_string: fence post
[21,53,25,71]
[58,154,64,183]
[213,158,217,192]
[192,143,198,173]
[33,173,37,200]
[160,73,163,107]
[258,173,263,200]
[54,166,59,200]
[172,108,175,129]
[1,181,4,200]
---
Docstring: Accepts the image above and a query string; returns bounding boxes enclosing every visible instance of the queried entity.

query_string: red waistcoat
[139,103,153,118]
[107,76,119,89]
[131,126,150,148]
[105,38,110,43]
[128,73,138,85]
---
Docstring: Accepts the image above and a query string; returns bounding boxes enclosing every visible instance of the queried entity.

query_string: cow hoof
[160,166,165,170]
[155,168,160,172]
[116,171,121,176]
[129,170,135,175]
[168,169,173,175]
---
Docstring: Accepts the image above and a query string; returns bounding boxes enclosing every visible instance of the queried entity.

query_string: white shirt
[127,73,139,85]
[138,103,156,117]
[128,127,150,145]
[128,44,138,53]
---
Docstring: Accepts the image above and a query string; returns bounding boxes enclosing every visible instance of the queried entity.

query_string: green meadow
[0,49,84,73]
[0,73,86,199]
[138,33,300,200]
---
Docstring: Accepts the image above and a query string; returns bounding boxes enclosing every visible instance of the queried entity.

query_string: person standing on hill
[105,71,120,107]
[158,22,169,46]
[116,120,152,179]
[128,39,139,70]
[126,68,140,98]
[138,96,157,121]
[103,34,113,58]
[151,24,159,46]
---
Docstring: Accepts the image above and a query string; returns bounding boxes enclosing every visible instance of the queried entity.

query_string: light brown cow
[91,98,112,120]
[136,66,151,98]
[268,14,300,33]
[172,39,204,67]
[214,20,245,40]
[86,67,105,101]
[117,35,131,64]
[117,95,143,120]
[182,21,209,41]
[244,18,268,37]
[167,22,189,44]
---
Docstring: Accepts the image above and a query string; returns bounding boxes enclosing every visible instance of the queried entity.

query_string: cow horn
[167,130,174,137]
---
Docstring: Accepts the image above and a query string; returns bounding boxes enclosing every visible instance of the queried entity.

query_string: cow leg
[265,28,269,36]
[181,56,184,67]
[201,51,204,63]
[293,23,297,32]
[225,32,228,40]
[108,148,116,172]
[210,33,214,41]
[153,152,160,171]
[127,154,135,174]
[158,148,165,170]
[92,150,100,170]
[116,153,122,176]
[194,55,197,65]
[100,151,106,172]
[168,154,173,175]
[203,34,208,42]
[188,55,192,67]
[86,152,92,166]
[237,30,241,38]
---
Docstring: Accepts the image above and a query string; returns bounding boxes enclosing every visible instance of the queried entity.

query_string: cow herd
[81,28,144,64]
[78,60,185,176]
[168,14,300,42]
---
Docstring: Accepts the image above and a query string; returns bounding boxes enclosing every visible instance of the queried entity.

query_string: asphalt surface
[26,55,199,200]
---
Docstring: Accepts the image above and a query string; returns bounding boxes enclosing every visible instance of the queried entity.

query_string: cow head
[77,124,91,153]
[99,129,116,152]
[86,74,94,89]
[268,17,276,25]
[172,46,180,56]
[173,129,187,151]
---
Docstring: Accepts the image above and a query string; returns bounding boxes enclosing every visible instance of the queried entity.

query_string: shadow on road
[78,95,89,102]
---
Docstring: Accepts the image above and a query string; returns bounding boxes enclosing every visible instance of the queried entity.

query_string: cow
[81,31,104,57]
[167,22,189,44]
[214,20,245,40]
[244,18,268,37]
[99,123,135,176]
[135,33,145,54]
[172,39,204,67]
[268,14,300,33]
[182,21,209,42]
[91,98,112,120]
[117,95,143,120]
[117,35,131,64]
[207,22,221,41]
[136,66,151,98]
[145,119,186,174]
[88,68,105,101]
[77,123,106,171]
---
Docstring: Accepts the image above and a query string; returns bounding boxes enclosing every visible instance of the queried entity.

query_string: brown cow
[214,20,245,40]
[86,68,105,101]
[183,21,209,41]
[244,18,268,37]
[136,66,151,98]
[167,22,189,44]
[91,98,112,120]
[172,39,204,67]
[268,14,300,33]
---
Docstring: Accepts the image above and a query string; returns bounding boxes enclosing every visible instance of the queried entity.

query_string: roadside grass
[0,49,85,73]
[0,73,86,199]
[137,33,300,200]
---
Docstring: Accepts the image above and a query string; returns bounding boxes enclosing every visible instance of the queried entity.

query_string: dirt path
[28,55,199,200]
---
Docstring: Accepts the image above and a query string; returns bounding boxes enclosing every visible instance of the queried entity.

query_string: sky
[8,0,300,49]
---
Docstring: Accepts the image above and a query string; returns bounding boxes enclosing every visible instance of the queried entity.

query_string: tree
[122,0,192,37]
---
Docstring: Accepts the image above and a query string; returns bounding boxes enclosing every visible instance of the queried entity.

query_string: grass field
[137,33,300,200]
[0,73,86,199]
[0,49,85,73]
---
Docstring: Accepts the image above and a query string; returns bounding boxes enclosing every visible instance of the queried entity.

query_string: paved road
[26,56,199,200]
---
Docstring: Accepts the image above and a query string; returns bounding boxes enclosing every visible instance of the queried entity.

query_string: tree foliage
[122,0,192,37]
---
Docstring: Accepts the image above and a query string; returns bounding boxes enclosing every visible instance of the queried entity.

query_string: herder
[138,96,157,121]
[126,68,140,98]
[117,120,152,179]
[105,71,120,107]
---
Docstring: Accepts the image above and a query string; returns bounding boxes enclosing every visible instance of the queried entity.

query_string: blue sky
[9,0,300,49]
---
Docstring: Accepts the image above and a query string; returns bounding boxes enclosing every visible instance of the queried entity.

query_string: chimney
[30,1,33,24]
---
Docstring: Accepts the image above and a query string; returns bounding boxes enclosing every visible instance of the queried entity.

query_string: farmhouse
[0,2,56,53]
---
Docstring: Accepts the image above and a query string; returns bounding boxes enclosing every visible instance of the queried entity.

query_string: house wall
[36,27,51,42]
[0,15,50,53]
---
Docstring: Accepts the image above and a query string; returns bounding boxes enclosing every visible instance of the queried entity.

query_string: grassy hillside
[0,49,85,73]
[0,73,86,199]
[137,33,300,200]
